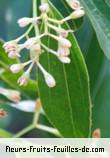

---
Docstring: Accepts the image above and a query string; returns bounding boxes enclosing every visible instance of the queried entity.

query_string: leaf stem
[33,0,39,36]
[32,99,42,126]
[16,25,33,42]
[36,124,62,137]
[13,125,34,138]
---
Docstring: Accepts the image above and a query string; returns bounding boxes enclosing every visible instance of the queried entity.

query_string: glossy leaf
[79,0,110,59]
[38,1,92,137]
[76,16,110,137]
[0,129,12,138]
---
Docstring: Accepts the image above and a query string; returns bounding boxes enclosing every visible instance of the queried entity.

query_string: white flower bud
[30,44,41,53]
[60,30,73,38]
[0,88,21,103]
[24,38,37,49]
[7,90,21,103]
[66,0,81,10]
[37,62,56,88]
[10,100,36,112]
[3,41,16,48]
[47,23,71,38]
[60,30,69,38]
[3,41,22,59]
[3,41,18,52]
[44,73,56,88]
[10,63,23,73]
[17,17,32,27]
[39,3,49,13]
[70,9,85,19]
[59,37,72,48]
[59,56,71,64]
[8,51,20,59]
[58,47,70,57]
[18,73,29,86]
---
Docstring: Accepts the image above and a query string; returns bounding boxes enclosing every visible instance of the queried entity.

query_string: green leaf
[76,16,110,137]
[38,1,92,137]
[0,129,12,138]
[79,0,110,59]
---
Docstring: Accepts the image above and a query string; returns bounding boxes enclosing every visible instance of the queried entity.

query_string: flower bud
[18,73,29,86]
[58,47,70,57]
[59,37,72,48]
[92,129,101,138]
[10,63,23,73]
[8,51,20,59]
[44,73,56,88]
[0,109,7,118]
[30,44,41,53]
[10,100,36,112]
[17,17,31,27]
[39,3,49,13]
[60,30,69,38]
[24,38,37,49]
[66,0,81,10]
[3,41,17,52]
[37,62,56,88]
[3,41,22,59]
[8,90,21,103]
[70,9,85,19]
[0,88,21,103]
[59,56,71,64]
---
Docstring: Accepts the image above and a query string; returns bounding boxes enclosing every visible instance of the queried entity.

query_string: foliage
[0,0,110,138]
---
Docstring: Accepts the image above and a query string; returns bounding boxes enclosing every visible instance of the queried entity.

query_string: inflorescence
[3,0,85,88]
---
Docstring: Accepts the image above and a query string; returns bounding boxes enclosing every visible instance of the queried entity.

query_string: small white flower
[24,37,37,49]
[60,30,73,38]
[39,3,49,13]
[0,88,21,103]
[10,63,23,73]
[30,43,41,53]
[37,62,56,88]
[66,0,81,10]
[7,90,21,103]
[57,47,70,57]
[17,17,32,27]
[44,73,56,88]
[17,74,29,86]
[59,37,72,48]
[8,51,20,59]
[10,100,36,112]
[3,41,24,59]
[60,30,69,38]
[70,9,85,19]
[3,41,17,52]
[10,60,32,74]
[48,23,72,38]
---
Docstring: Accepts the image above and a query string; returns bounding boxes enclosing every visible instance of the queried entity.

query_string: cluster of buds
[0,87,21,103]
[3,1,85,88]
